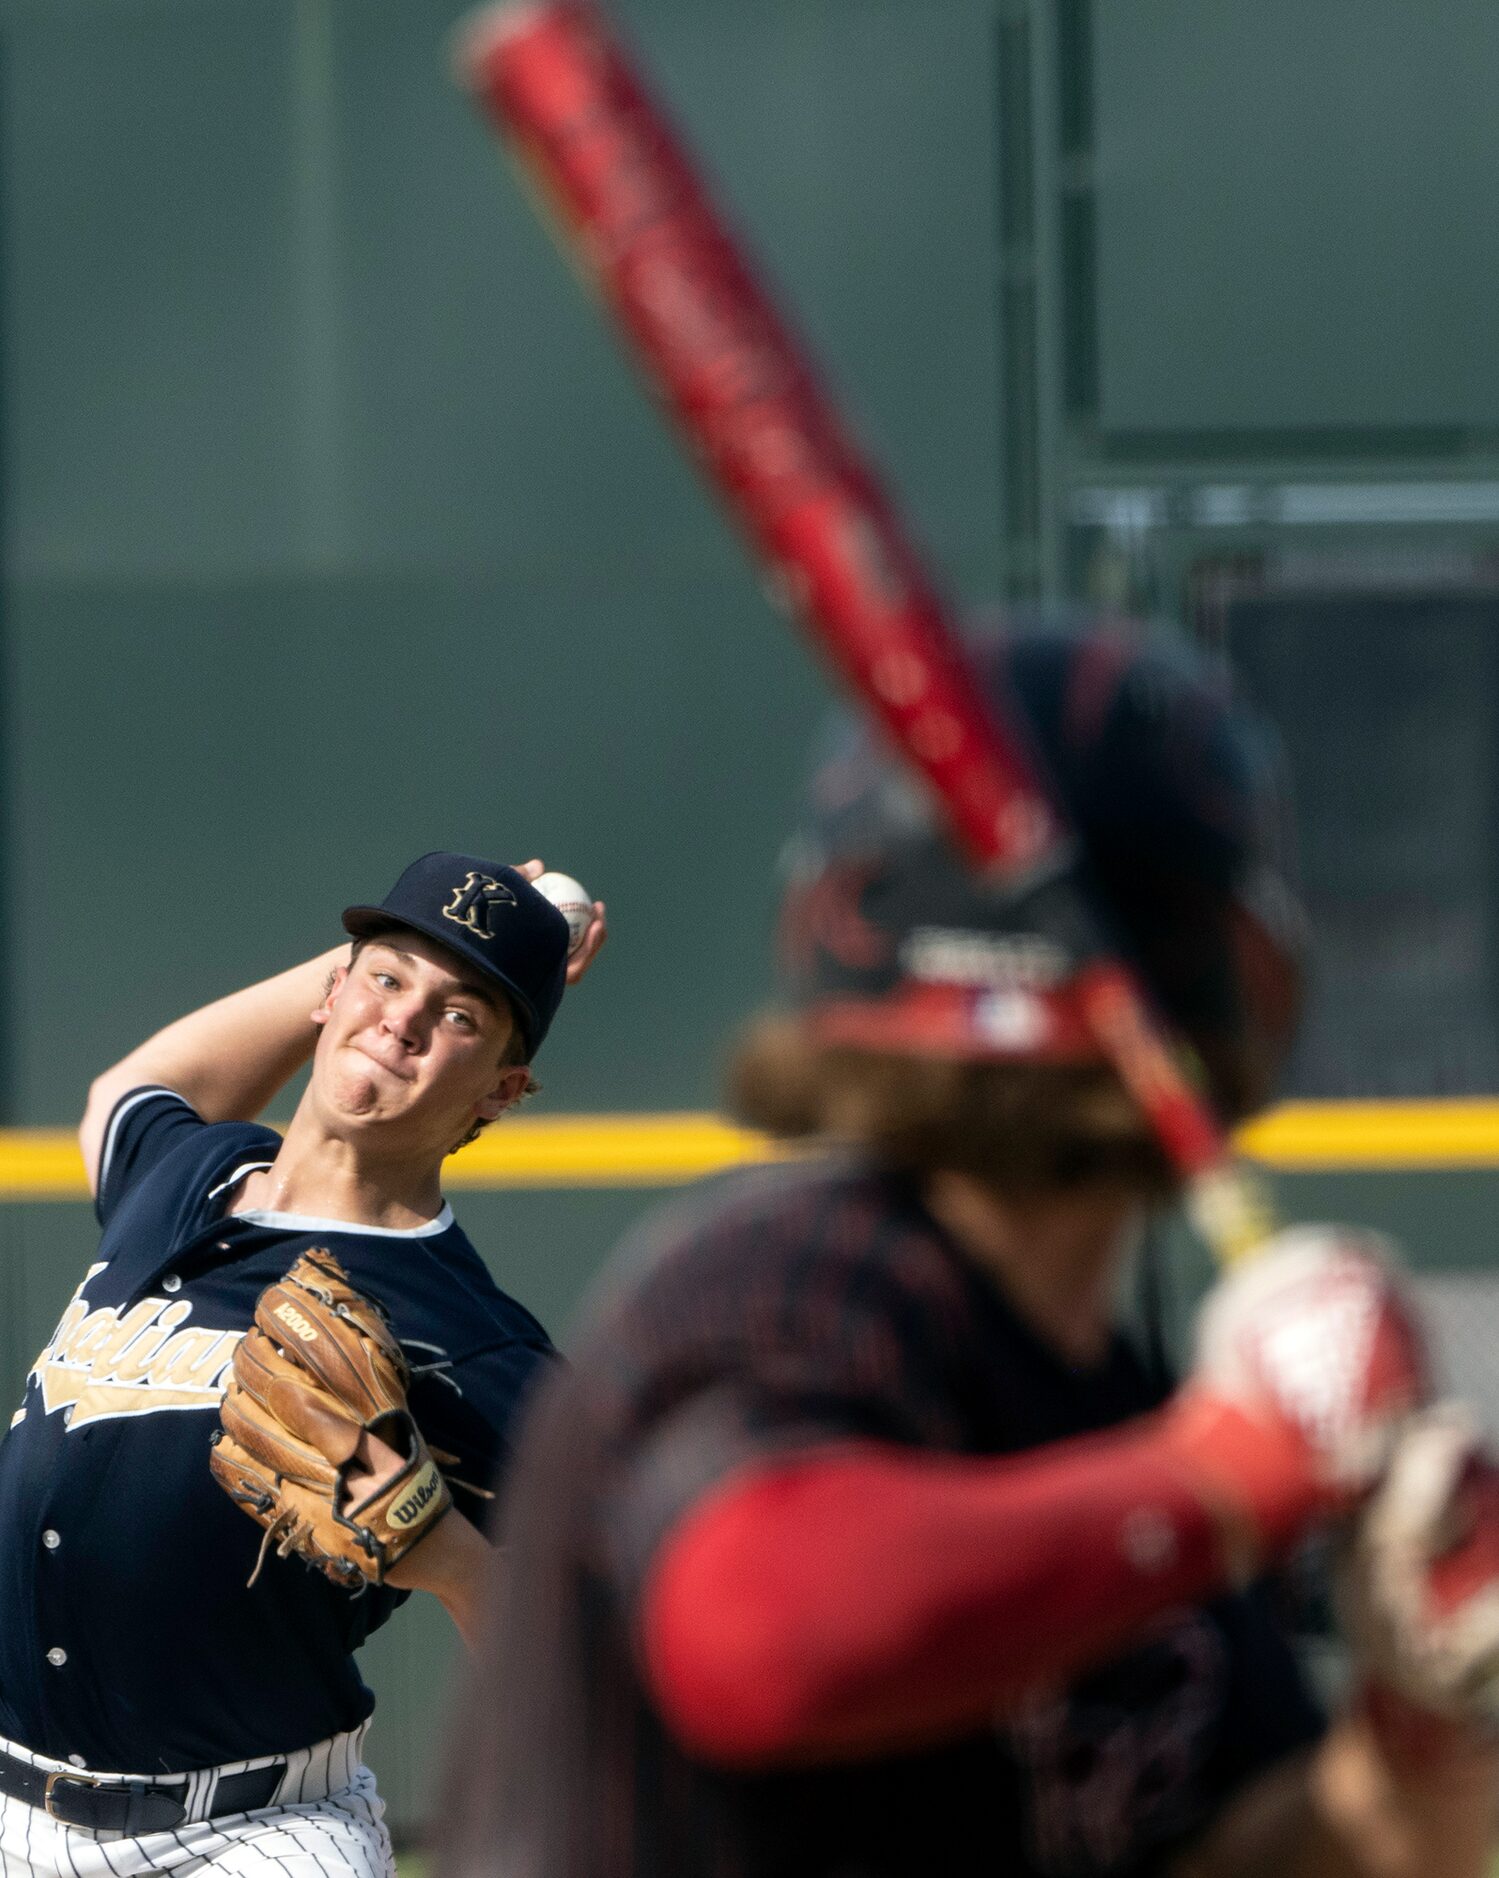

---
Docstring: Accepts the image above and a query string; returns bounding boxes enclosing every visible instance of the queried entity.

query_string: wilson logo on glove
[391,1465,445,1530]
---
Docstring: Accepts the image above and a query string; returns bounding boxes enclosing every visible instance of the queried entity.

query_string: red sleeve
[639,1422,1238,1768]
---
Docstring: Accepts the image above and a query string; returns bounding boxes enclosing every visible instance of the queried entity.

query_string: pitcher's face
[312,931,528,1155]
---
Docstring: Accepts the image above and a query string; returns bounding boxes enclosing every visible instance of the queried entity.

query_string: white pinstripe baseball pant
[0,1727,395,1878]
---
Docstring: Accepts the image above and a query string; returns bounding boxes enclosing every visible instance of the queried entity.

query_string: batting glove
[1339,1403,1499,1732]
[1159,1226,1432,1578]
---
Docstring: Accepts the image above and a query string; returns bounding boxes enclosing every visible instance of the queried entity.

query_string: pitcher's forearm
[80,946,350,1185]
[387,1508,494,1650]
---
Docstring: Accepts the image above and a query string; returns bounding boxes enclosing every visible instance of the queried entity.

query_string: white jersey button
[41,1530,59,1550]
[46,1647,66,1667]
[162,1274,182,1294]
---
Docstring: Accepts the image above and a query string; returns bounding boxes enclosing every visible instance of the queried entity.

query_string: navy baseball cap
[342,851,570,1059]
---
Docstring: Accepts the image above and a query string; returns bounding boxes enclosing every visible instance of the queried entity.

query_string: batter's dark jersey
[0,1088,556,1773]
[446,1159,1323,1878]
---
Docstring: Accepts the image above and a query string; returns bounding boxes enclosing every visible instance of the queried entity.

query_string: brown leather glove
[210,1248,451,1590]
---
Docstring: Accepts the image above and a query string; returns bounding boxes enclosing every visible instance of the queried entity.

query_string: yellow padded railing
[0,1100,1496,1198]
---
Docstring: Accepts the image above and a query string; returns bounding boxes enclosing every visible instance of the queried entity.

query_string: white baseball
[533,870,594,955]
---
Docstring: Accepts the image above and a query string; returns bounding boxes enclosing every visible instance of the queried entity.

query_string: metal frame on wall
[996,0,1499,615]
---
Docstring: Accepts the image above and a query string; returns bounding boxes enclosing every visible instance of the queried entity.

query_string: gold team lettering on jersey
[21,1272,242,1429]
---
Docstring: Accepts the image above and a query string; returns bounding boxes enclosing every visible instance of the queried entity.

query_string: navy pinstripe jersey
[446,1158,1324,1878]
[0,1087,556,1774]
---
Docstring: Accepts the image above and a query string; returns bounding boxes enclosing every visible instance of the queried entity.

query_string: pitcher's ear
[313,963,350,1026]
[476,1065,532,1122]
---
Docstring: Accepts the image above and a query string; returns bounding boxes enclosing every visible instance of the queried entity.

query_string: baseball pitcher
[0,850,603,1878]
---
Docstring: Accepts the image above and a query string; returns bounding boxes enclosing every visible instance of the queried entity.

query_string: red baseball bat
[456,0,1263,1237]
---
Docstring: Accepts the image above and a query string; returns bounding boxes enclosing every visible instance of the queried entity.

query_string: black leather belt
[0,1749,283,1832]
